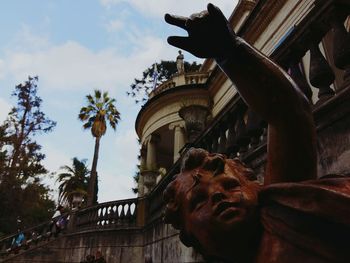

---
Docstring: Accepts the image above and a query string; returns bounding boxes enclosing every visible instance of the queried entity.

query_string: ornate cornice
[238,0,287,44]
[230,0,257,30]
[135,85,209,137]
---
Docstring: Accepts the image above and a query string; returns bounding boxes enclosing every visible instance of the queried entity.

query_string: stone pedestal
[141,170,158,194]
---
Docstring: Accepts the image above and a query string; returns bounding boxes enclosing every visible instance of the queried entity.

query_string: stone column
[146,134,159,170]
[137,147,146,197]
[169,121,186,162]
[142,134,160,194]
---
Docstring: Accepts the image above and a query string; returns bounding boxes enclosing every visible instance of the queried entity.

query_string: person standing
[50,205,64,236]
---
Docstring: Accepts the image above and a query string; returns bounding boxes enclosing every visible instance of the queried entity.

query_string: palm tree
[79,90,120,206]
[57,157,89,208]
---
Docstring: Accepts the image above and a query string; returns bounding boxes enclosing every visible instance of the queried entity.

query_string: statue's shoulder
[259,175,350,262]
[260,174,350,199]
[259,174,350,228]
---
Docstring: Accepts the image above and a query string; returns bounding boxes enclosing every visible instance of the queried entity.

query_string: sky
[0,0,238,203]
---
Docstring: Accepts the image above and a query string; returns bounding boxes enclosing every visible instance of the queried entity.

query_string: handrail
[0,212,69,260]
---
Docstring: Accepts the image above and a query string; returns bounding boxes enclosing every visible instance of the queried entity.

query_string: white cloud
[113,128,139,168]
[0,27,178,203]
[0,59,7,79]
[7,24,50,52]
[93,129,139,202]
[100,0,239,18]
[41,143,73,202]
[42,143,72,173]
[105,19,124,32]
[98,171,136,202]
[0,0,236,203]
[2,35,175,96]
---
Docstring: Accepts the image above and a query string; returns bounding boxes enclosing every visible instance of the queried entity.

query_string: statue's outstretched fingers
[207,3,224,18]
[167,36,192,52]
[165,14,188,30]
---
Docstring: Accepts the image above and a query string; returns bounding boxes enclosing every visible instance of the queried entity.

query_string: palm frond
[86,94,94,105]
[94,90,101,100]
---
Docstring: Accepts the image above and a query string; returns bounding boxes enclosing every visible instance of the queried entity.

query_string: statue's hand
[165,3,235,59]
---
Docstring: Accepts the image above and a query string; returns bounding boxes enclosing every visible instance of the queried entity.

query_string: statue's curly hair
[163,148,257,255]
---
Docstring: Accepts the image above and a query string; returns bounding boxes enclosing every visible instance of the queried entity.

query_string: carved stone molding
[179,105,210,143]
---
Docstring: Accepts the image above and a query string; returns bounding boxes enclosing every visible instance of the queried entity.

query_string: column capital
[169,121,186,130]
[145,133,160,145]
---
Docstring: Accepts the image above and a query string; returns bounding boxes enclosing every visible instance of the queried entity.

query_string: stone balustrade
[184,72,208,85]
[73,198,138,232]
[270,6,350,104]
[148,79,176,98]
[0,199,138,261]
[148,72,209,99]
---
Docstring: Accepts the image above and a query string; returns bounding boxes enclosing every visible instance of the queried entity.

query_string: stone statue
[176,50,185,73]
[163,3,350,262]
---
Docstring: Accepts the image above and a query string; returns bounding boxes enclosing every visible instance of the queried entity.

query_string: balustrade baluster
[309,42,335,103]
[226,113,238,158]
[206,137,213,152]
[289,63,313,101]
[132,201,137,218]
[235,111,250,157]
[93,208,99,226]
[1,240,6,253]
[81,211,87,226]
[197,141,206,149]
[120,204,126,218]
[111,205,117,224]
[86,210,92,227]
[218,125,227,154]
[105,206,111,225]
[332,15,350,88]
[86,210,91,226]
[125,203,131,217]
[212,132,219,152]
[246,110,264,150]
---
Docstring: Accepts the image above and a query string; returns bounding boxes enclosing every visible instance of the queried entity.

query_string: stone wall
[5,229,143,263]
[143,218,203,263]
[4,222,203,263]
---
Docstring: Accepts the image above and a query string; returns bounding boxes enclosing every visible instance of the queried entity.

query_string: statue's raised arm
[165,3,317,184]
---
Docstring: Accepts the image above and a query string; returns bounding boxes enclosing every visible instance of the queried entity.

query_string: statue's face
[178,162,259,254]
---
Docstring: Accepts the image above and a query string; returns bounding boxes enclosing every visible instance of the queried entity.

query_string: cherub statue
[163,4,350,263]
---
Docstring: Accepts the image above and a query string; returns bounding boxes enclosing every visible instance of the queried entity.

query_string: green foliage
[79,90,120,138]
[0,178,55,234]
[0,76,56,235]
[127,60,201,104]
[132,169,140,194]
[57,157,90,207]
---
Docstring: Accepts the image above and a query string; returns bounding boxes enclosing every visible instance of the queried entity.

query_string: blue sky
[0,0,238,203]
